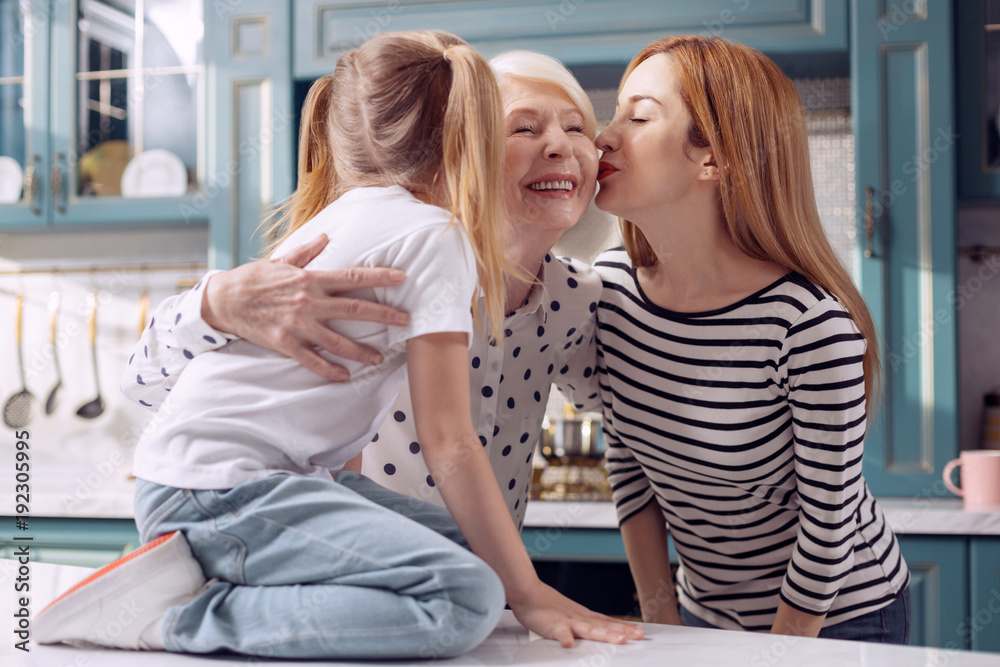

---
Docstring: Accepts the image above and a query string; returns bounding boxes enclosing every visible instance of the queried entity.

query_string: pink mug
[942,450,1000,509]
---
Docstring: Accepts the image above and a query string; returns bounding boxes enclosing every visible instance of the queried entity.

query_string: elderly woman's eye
[565,125,585,133]
[512,125,535,134]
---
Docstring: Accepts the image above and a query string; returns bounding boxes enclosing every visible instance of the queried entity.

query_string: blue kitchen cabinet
[882,536,969,649]
[0,517,140,568]
[851,0,959,498]
[970,537,1000,652]
[0,0,295,268]
[0,0,51,227]
[955,0,1000,200]
[292,0,848,77]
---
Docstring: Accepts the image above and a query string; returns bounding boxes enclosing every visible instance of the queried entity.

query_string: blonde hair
[265,30,507,340]
[490,50,598,139]
[619,35,881,418]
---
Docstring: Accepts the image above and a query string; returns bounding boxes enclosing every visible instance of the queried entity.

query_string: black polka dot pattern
[347,253,602,526]
[384,463,396,475]
[394,411,406,422]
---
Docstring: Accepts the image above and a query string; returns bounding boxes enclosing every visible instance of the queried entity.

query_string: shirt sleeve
[374,221,478,350]
[552,259,602,411]
[778,298,867,615]
[604,409,657,525]
[121,270,234,410]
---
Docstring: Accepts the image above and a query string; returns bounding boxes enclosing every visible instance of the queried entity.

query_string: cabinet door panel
[852,0,958,496]
[294,0,848,78]
[897,536,969,649]
[205,0,294,269]
[0,0,49,227]
[970,538,1000,652]
[48,0,208,226]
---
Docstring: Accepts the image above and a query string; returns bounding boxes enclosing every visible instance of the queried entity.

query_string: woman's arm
[123,234,413,410]
[620,499,682,625]
[407,332,643,648]
[772,300,869,637]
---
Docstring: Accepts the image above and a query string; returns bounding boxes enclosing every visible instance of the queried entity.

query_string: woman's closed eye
[565,124,585,134]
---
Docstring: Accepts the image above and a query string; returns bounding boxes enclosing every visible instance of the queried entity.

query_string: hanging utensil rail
[0,262,207,276]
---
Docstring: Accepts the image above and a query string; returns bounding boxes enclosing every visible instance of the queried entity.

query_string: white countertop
[3,559,1000,666]
[5,470,1000,535]
[523,499,1000,536]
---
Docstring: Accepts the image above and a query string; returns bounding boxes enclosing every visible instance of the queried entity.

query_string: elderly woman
[124,50,624,646]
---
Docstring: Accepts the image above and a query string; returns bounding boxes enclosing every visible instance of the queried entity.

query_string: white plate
[0,156,24,204]
[120,149,188,198]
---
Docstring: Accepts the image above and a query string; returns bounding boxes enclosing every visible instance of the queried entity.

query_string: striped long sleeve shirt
[593,249,909,631]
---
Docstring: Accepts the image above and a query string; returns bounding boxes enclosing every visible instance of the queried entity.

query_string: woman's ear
[698,154,721,181]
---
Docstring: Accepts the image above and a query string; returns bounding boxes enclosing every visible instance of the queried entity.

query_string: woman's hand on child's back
[201,233,411,381]
[509,581,644,648]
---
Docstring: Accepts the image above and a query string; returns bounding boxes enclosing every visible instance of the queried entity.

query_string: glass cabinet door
[0,0,50,226]
[50,0,205,225]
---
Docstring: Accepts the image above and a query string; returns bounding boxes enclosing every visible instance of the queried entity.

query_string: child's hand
[510,582,644,648]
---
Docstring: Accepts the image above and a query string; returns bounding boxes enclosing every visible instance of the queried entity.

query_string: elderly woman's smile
[501,78,598,236]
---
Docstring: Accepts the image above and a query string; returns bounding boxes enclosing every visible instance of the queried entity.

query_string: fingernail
[390,269,405,282]
[393,313,411,326]
[332,369,350,382]
[369,353,384,366]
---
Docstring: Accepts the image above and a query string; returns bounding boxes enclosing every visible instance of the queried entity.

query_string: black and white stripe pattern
[595,248,908,631]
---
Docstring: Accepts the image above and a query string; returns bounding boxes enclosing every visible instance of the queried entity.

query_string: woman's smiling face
[501,78,598,235]
[594,53,710,221]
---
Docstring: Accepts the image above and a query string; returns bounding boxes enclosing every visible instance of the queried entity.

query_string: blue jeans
[679,588,910,644]
[133,471,505,660]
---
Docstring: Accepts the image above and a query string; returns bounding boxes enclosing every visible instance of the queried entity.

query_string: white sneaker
[35,531,208,650]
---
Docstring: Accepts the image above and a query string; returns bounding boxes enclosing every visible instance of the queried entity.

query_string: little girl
[35,31,640,659]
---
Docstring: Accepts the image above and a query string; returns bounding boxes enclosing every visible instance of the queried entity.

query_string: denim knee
[430,559,505,658]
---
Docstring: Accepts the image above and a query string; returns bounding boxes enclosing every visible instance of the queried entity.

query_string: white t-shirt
[131,186,477,489]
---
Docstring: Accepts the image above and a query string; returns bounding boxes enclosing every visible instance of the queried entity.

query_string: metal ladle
[44,292,63,415]
[76,291,105,419]
[3,296,36,429]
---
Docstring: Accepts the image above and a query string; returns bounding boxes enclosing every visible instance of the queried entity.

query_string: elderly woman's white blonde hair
[490,50,597,140]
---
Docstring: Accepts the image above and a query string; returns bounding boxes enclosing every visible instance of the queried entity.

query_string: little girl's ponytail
[440,44,506,342]
[264,32,508,341]
[263,75,339,254]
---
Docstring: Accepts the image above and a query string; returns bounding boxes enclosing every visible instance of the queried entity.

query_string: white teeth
[528,180,574,191]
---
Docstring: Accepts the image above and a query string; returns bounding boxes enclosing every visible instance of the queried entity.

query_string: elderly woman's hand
[201,233,411,382]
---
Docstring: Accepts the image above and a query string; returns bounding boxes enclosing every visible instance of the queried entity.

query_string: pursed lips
[597,161,619,181]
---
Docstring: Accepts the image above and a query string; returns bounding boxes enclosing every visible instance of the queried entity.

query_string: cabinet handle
[51,153,67,214]
[863,186,876,259]
[23,155,42,216]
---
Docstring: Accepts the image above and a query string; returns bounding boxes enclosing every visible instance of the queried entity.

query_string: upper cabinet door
[0,0,50,227]
[955,0,1000,200]
[293,0,848,77]
[48,0,207,226]
[852,0,957,496]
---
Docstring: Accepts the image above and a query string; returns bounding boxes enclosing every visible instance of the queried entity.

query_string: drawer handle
[863,186,876,259]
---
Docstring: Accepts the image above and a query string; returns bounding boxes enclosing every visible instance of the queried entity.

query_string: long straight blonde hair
[264,30,508,340]
[619,36,882,418]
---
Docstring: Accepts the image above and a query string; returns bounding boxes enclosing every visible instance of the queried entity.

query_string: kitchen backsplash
[0,226,208,511]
